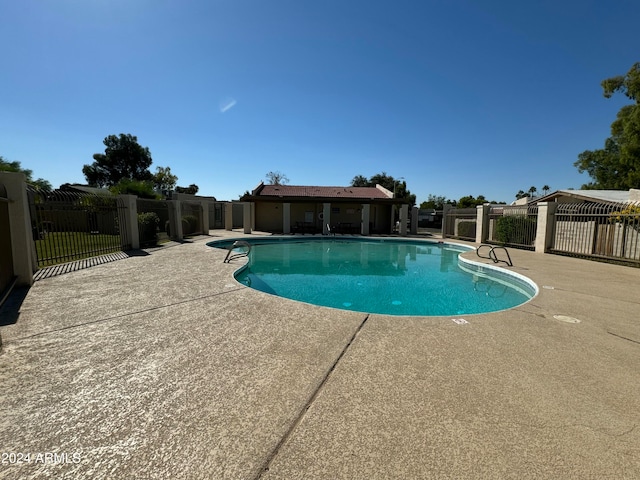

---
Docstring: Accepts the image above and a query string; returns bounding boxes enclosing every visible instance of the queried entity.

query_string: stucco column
[442,204,452,238]
[361,204,370,235]
[200,201,210,233]
[168,200,183,240]
[476,204,490,244]
[0,172,35,286]
[283,203,291,234]
[399,204,409,236]
[225,202,233,231]
[322,203,331,235]
[535,202,557,253]
[118,194,140,250]
[243,202,252,234]
[411,206,418,234]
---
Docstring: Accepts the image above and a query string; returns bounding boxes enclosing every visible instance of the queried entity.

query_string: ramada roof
[252,184,394,200]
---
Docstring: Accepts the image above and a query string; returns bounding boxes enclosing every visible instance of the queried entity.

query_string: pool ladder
[476,244,513,267]
[223,240,251,263]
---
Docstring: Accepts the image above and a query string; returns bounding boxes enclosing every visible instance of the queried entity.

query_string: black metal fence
[443,208,477,241]
[137,198,170,246]
[28,187,129,268]
[550,201,640,265]
[487,205,538,250]
[209,202,225,229]
[181,202,203,236]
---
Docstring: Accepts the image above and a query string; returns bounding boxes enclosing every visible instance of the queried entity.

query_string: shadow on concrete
[0,286,29,326]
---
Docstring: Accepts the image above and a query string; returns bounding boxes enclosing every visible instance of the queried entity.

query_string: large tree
[152,166,178,193]
[350,172,416,205]
[83,134,153,187]
[1,155,52,189]
[574,62,640,189]
[420,194,453,210]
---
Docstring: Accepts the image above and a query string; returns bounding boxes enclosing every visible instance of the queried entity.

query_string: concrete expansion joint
[9,287,247,342]
[254,313,371,480]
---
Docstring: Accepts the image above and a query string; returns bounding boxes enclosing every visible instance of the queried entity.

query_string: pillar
[399,204,408,236]
[322,203,331,235]
[168,200,183,240]
[0,172,35,286]
[283,203,291,234]
[118,194,140,249]
[535,202,557,253]
[411,206,418,234]
[476,204,490,244]
[361,204,370,235]
[243,202,251,234]
[200,200,210,233]
[225,202,233,231]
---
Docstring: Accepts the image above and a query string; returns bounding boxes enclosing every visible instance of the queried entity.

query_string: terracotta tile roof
[257,185,392,199]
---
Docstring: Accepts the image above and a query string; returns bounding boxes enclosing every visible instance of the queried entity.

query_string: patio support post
[118,194,140,250]
[0,171,35,286]
[168,200,183,240]
[399,204,408,236]
[243,202,251,234]
[322,203,331,235]
[476,204,490,244]
[283,203,291,234]
[361,204,370,235]
[224,202,233,231]
[535,202,557,253]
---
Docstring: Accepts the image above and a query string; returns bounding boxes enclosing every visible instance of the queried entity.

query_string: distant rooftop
[533,189,640,204]
[251,183,394,200]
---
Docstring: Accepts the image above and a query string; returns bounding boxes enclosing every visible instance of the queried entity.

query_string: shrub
[181,214,198,235]
[138,212,160,247]
[495,215,537,245]
[456,221,476,239]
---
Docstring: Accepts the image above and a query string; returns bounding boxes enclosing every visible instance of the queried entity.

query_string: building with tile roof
[240,183,411,234]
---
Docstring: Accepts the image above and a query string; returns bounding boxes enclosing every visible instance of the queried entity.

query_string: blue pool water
[208,238,537,316]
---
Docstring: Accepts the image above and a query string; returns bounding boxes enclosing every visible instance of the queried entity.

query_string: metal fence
[209,202,225,229]
[550,201,640,265]
[181,201,203,236]
[487,205,538,250]
[28,187,129,268]
[443,208,477,241]
[137,198,170,246]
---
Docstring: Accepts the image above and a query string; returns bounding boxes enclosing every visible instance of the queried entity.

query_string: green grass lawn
[35,231,122,267]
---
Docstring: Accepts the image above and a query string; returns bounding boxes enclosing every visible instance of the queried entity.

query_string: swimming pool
[208,237,537,316]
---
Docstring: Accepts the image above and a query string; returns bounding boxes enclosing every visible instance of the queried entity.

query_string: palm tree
[516,190,526,199]
[542,185,550,196]
[528,186,537,198]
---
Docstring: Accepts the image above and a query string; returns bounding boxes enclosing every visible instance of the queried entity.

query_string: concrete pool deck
[1,230,639,479]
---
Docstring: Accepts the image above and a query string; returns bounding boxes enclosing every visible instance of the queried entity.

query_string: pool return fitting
[223,240,252,263]
[476,244,513,267]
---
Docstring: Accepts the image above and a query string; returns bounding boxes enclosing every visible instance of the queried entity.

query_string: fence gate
[28,188,128,268]
[487,205,538,250]
[0,182,14,297]
[550,201,640,265]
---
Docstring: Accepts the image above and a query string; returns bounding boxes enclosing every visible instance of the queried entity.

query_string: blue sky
[1,0,638,203]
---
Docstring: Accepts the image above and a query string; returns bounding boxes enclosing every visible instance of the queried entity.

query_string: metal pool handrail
[223,240,252,263]
[476,244,513,267]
